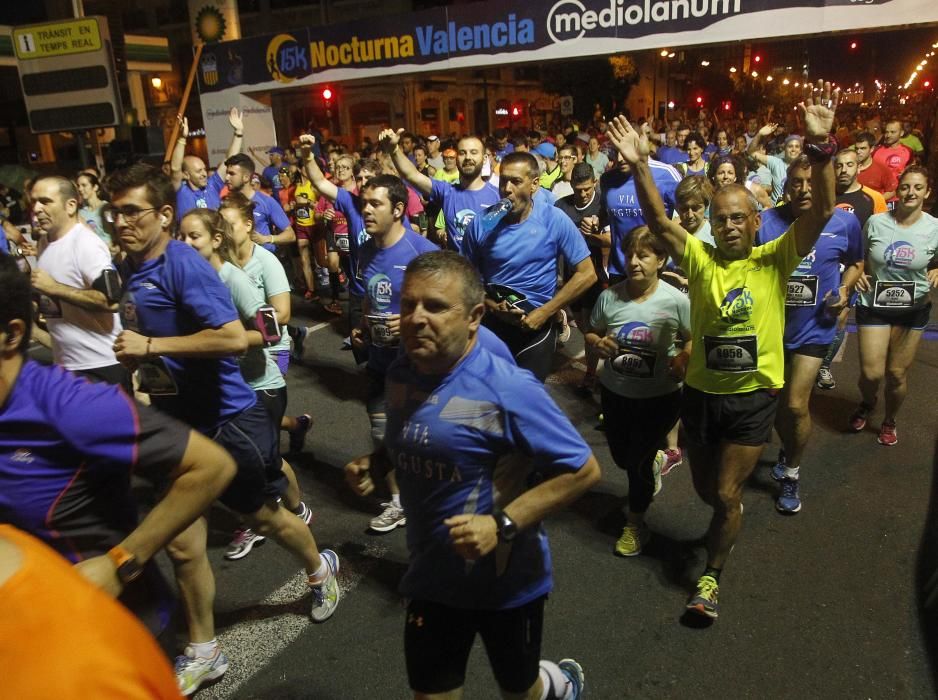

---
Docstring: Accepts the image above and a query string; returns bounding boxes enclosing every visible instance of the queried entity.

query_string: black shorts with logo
[405,595,545,695]
[682,384,779,447]
[856,302,932,330]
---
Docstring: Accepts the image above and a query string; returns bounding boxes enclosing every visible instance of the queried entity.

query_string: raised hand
[377,128,403,154]
[177,115,189,139]
[299,133,316,147]
[228,107,243,133]
[758,122,778,137]
[605,115,649,165]
[799,80,840,140]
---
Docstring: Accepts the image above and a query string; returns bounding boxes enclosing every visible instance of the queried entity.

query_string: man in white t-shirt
[30,176,126,387]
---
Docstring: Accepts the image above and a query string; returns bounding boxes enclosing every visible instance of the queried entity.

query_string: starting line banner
[197,0,938,158]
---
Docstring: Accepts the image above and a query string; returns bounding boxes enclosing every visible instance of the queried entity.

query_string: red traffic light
[754,54,761,63]
[321,87,333,101]
[511,106,521,117]
[696,96,703,104]
[925,80,932,88]
[850,41,857,50]
[723,101,731,111]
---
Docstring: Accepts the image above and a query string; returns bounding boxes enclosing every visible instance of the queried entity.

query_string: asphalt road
[132,295,938,700]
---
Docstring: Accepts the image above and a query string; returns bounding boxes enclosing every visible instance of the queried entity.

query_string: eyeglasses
[559,155,576,161]
[335,164,353,171]
[712,212,752,227]
[104,206,158,224]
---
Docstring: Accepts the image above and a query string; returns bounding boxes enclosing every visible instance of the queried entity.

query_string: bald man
[170,107,244,222]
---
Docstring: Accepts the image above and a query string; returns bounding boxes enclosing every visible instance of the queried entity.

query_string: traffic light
[696,96,703,105]
[511,104,521,118]
[850,41,858,50]
[322,86,333,105]
[754,54,761,63]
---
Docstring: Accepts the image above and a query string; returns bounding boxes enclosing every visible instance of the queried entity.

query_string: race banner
[196,0,938,95]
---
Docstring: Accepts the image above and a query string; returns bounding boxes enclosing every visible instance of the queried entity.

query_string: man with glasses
[29,176,126,388]
[605,80,839,620]
[551,144,579,199]
[107,164,341,694]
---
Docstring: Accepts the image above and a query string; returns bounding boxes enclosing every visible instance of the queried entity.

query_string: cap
[427,135,439,142]
[532,142,557,160]
[443,148,457,157]
[268,146,285,155]
[784,135,803,147]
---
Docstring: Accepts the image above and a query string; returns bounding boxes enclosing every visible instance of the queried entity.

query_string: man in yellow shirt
[605,81,840,621]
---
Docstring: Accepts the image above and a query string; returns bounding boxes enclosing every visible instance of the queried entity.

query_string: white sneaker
[224,528,265,560]
[175,647,229,696]
[310,549,340,622]
[653,450,665,496]
[369,502,406,532]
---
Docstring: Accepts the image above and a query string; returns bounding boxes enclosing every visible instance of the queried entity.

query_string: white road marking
[198,541,389,698]
[308,321,331,333]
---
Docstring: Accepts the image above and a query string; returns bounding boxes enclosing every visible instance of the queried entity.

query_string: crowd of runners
[0,77,936,698]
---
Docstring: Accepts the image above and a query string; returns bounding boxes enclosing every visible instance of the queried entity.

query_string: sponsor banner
[196,0,938,95]
[189,0,241,45]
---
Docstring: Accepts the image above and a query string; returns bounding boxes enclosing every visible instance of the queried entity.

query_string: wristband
[234,132,243,137]
[804,135,837,164]
[107,545,143,585]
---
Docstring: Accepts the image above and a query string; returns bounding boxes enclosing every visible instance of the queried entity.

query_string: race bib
[366,313,398,347]
[136,359,179,396]
[295,205,311,220]
[334,232,350,252]
[872,280,914,309]
[786,275,818,307]
[704,335,758,373]
[611,344,657,378]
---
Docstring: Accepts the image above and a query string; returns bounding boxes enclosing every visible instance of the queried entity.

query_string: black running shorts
[681,385,779,447]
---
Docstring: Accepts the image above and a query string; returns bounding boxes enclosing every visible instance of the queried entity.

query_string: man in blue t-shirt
[0,253,237,640]
[224,153,295,254]
[170,108,243,222]
[107,163,340,695]
[756,156,863,515]
[601,152,681,280]
[351,174,437,533]
[261,146,285,200]
[382,128,500,252]
[462,151,597,381]
[345,250,598,700]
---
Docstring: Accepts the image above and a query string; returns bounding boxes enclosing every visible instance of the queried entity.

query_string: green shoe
[686,575,720,619]
[614,524,649,557]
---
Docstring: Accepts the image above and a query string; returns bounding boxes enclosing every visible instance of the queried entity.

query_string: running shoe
[771,450,786,482]
[295,501,313,526]
[661,447,683,476]
[776,477,802,514]
[290,325,308,361]
[557,309,572,344]
[324,301,343,315]
[848,402,875,433]
[341,336,352,350]
[303,289,319,302]
[369,502,406,532]
[224,528,265,560]
[816,367,836,390]
[175,647,229,696]
[877,421,898,446]
[614,523,650,557]
[288,414,312,454]
[652,450,665,496]
[558,658,585,700]
[310,549,340,622]
[686,574,720,619]
[574,374,596,398]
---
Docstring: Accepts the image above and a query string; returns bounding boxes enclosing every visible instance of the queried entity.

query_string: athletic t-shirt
[333,188,368,297]
[589,281,690,399]
[428,179,500,253]
[0,361,186,633]
[555,190,610,285]
[357,228,438,373]
[857,160,897,197]
[175,172,224,222]
[386,341,592,610]
[757,206,863,348]
[250,190,291,253]
[836,188,877,228]
[873,143,915,183]
[601,160,680,278]
[119,240,256,432]
[693,220,715,246]
[293,182,317,227]
[764,155,790,203]
[463,198,591,308]
[218,261,284,391]
[681,232,802,394]
[241,244,291,356]
[655,146,687,165]
[78,204,109,244]
[0,525,182,699]
[585,151,609,178]
[37,222,121,371]
[857,211,938,310]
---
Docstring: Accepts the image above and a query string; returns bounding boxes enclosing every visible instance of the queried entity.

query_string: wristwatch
[493,510,518,542]
[107,545,143,585]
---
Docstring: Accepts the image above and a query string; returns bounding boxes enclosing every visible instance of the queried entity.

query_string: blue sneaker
[558,658,585,699]
[776,477,802,514]
[771,449,786,481]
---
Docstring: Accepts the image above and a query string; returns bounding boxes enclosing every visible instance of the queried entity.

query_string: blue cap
[268,146,285,155]
[532,142,557,160]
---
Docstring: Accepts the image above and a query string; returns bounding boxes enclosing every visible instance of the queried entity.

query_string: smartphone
[100,268,121,303]
[255,305,281,345]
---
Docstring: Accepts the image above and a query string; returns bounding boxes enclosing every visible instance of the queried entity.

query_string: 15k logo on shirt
[368,273,393,310]
[719,287,754,324]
